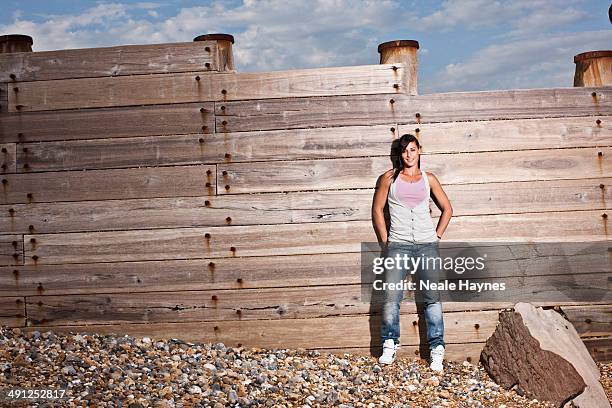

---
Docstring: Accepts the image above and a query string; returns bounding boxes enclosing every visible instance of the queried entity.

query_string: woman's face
[401,141,420,168]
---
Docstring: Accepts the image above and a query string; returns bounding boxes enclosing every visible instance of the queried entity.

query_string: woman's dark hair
[392,134,421,181]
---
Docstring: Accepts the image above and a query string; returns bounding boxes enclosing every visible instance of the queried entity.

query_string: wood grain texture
[397,116,612,154]
[219,147,611,194]
[0,143,16,174]
[24,285,612,326]
[215,87,612,132]
[0,165,215,205]
[0,103,214,143]
[0,82,7,113]
[16,124,399,172]
[2,243,608,296]
[0,178,609,235]
[17,116,612,173]
[0,235,22,266]
[8,64,403,112]
[0,41,219,82]
[584,336,612,362]
[0,296,25,327]
[21,210,610,265]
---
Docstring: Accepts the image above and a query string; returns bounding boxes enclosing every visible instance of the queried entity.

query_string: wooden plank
[8,64,403,112]
[0,235,23,266]
[18,116,612,173]
[16,124,399,172]
[215,87,612,132]
[0,41,219,82]
[1,143,16,174]
[0,82,7,113]
[24,284,612,326]
[0,103,214,143]
[23,310,502,347]
[398,116,612,153]
[0,165,215,205]
[561,304,612,337]
[583,336,612,362]
[2,242,609,296]
[1,178,609,235]
[0,296,25,327]
[21,211,610,265]
[219,148,611,194]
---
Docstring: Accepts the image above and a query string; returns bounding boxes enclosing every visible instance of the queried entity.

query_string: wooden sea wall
[0,40,611,363]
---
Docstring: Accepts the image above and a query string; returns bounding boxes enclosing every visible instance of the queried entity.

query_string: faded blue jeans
[379,241,446,349]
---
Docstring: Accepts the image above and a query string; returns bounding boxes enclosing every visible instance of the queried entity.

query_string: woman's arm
[428,172,453,239]
[372,170,394,243]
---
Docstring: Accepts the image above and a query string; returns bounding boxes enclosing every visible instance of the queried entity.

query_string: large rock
[480,302,610,408]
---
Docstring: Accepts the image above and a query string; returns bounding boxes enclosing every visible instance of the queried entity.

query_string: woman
[371,134,453,372]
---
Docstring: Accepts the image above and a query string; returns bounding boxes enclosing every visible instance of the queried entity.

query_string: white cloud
[426,29,612,92]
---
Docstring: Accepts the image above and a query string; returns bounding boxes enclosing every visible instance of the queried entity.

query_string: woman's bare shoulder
[376,169,395,188]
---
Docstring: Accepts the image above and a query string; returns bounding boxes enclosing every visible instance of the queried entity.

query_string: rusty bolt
[393,84,399,89]
[389,98,395,104]
[12,241,17,247]
[12,253,19,260]
[199,137,204,143]
[200,107,206,113]
[211,295,218,300]
[12,270,18,276]
[592,92,597,98]
[206,169,212,175]
[220,105,226,111]
[221,89,227,95]
[222,170,228,176]
[221,120,227,126]
[195,75,201,81]
[208,261,215,267]
[205,182,211,187]
[225,153,231,159]
[390,127,395,132]
[598,151,603,157]
[205,233,211,239]
[9,74,16,80]
[30,238,36,244]
[603,213,608,219]
[213,326,219,331]
[391,66,398,71]
[1,178,7,185]
[1,164,5,170]
[415,112,421,118]
[1,148,6,153]
[16,105,23,110]
[28,224,34,231]
[236,309,242,315]
[205,46,211,52]
[415,128,420,133]
[32,255,38,261]
[205,62,211,68]
[600,184,605,189]
[586,318,592,324]
[201,125,207,131]
[27,193,32,199]
[13,87,18,93]
[204,200,211,206]
[230,246,236,252]
[236,278,243,283]
[8,208,15,214]
[22,147,28,152]
[23,163,29,169]
[596,119,602,125]
[226,216,232,222]
[224,185,230,191]
[17,132,23,138]
[474,323,480,329]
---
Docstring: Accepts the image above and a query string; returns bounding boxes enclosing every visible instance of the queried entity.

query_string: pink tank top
[395,175,428,208]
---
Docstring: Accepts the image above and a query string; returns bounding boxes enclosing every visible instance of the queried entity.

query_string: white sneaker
[429,345,445,372]
[378,339,399,365]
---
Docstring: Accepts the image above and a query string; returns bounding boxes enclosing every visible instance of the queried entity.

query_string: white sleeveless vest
[387,171,438,243]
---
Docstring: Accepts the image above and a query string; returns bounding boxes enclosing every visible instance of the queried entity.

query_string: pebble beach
[1,326,610,407]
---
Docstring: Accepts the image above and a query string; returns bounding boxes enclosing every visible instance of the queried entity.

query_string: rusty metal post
[0,35,33,53]
[378,40,419,95]
[573,50,612,87]
[194,33,235,72]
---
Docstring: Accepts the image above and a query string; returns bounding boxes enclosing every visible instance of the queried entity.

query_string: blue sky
[1,0,610,93]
